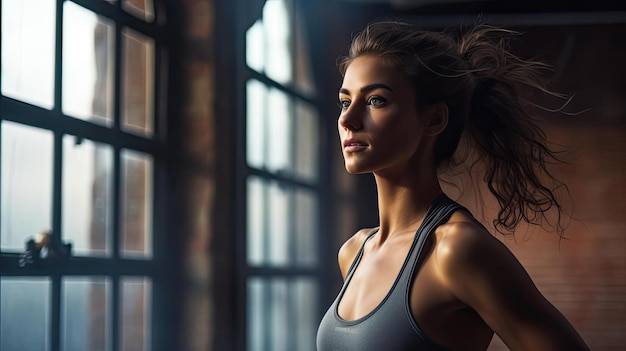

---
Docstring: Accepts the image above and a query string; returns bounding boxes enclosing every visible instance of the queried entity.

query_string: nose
[338,104,363,131]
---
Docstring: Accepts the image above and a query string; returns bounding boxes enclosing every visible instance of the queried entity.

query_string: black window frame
[0,0,173,350]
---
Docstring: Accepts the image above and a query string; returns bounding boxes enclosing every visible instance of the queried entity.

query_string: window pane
[247,277,318,351]
[265,182,291,266]
[268,182,289,266]
[1,0,56,109]
[122,27,154,136]
[246,176,265,265]
[246,177,316,268]
[292,278,318,351]
[246,0,316,96]
[247,278,287,351]
[62,277,111,351]
[1,121,53,251]
[247,278,265,351]
[246,82,317,182]
[266,88,291,174]
[246,20,264,73]
[122,0,155,22]
[63,1,114,125]
[246,176,295,266]
[245,0,293,84]
[0,278,51,351]
[269,279,289,351]
[294,189,318,266]
[63,136,113,256]
[121,149,153,258]
[120,277,152,351]
[263,0,292,84]
[246,177,291,267]
[246,79,266,169]
[294,101,318,182]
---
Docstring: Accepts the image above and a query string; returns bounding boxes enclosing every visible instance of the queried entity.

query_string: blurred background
[0,0,624,350]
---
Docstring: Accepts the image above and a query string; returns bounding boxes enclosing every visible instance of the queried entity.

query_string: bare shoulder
[432,212,590,350]
[435,211,508,265]
[432,210,522,291]
[338,227,377,280]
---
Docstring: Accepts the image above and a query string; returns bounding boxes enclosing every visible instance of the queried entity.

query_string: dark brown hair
[339,21,570,237]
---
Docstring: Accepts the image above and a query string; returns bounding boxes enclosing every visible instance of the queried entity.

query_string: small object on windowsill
[18,230,73,268]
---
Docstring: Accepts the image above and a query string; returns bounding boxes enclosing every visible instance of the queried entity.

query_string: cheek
[374,118,421,154]
[373,112,419,140]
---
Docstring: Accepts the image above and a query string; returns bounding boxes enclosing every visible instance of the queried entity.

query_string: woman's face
[338,54,427,175]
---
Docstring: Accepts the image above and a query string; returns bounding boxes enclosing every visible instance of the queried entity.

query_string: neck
[373,162,443,240]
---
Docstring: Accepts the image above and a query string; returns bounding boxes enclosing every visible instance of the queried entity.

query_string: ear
[422,103,448,136]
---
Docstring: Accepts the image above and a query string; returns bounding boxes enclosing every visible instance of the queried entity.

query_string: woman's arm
[436,221,589,350]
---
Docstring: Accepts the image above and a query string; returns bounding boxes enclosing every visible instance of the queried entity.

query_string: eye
[367,96,387,107]
[338,99,351,110]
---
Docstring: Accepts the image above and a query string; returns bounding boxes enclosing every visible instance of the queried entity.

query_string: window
[0,1,168,350]
[242,0,322,350]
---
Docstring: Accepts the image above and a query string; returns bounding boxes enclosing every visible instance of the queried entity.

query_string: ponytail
[340,21,571,237]
[458,26,569,236]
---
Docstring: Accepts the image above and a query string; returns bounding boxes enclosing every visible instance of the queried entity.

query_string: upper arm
[436,223,589,351]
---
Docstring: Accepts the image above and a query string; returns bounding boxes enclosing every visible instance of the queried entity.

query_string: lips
[343,138,368,152]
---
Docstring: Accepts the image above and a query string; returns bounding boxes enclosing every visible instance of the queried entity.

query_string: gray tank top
[317,195,463,351]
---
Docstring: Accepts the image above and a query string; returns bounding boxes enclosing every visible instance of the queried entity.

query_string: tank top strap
[400,194,465,291]
[344,227,380,282]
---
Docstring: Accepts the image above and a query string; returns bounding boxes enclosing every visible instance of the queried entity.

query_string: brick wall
[177,0,217,350]
[484,123,626,350]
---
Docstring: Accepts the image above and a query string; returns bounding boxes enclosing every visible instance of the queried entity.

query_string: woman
[316,21,589,350]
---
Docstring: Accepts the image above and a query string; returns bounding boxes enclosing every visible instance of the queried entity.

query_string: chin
[344,163,371,175]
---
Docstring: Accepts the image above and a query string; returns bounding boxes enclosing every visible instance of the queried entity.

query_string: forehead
[341,54,412,92]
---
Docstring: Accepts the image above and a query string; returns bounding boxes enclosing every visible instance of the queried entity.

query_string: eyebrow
[339,83,394,95]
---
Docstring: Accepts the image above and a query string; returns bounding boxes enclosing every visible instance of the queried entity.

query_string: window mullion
[50,276,61,351]
[53,0,64,114]
[111,275,120,351]
[246,69,316,105]
[51,134,63,351]
[112,18,122,350]
[51,0,65,349]
[112,143,121,351]
[112,145,122,256]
